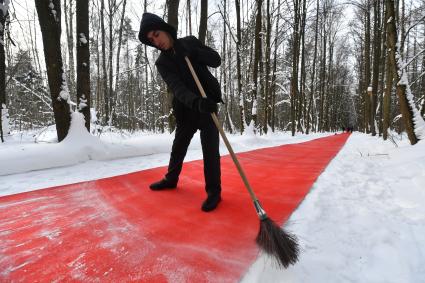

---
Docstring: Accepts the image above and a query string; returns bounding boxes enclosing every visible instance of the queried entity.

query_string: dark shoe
[201,195,222,212]
[149,178,177,191]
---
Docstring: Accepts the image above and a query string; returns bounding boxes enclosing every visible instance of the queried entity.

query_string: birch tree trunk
[370,0,381,136]
[64,0,76,101]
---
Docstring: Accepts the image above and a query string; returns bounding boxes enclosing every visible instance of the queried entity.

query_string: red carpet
[0,133,349,282]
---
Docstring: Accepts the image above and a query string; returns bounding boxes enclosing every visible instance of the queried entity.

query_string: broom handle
[184,56,264,211]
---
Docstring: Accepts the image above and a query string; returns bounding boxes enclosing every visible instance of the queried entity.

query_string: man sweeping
[138,12,223,212]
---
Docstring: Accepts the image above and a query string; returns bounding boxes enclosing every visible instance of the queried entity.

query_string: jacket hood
[138,12,177,48]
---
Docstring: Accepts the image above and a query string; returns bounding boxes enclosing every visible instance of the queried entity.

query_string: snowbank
[241,133,425,283]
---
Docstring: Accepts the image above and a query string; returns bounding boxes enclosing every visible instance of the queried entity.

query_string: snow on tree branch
[48,0,58,22]
[79,33,87,45]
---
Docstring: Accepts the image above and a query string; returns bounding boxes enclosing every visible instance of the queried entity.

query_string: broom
[184,56,299,268]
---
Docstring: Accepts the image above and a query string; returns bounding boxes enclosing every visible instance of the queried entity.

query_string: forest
[1,0,424,145]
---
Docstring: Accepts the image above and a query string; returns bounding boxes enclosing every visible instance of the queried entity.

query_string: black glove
[195,97,217,113]
[173,40,197,59]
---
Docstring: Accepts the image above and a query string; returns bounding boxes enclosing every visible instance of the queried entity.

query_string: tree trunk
[115,0,127,93]
[324,30,333,132]
[270,0,280,133]
[235,0,244,134]
[252,0,262,130]
[386,0,419,145]
[108,0,116,125]
[378,0,385,136]
[399,0,405,55]
[298,0,307,133]
[370,0,381,136]
[64,0,76,101]
[382,1,392,140]
[30,9,43,74]
[258,8,264,134]
[221,0,230,131]
[167,0,180,132]
[76,0,91,131]
[101,0,108,123]
[421,27,425,119]
[290,0,300,136]
[0,0,9,142]
[319,2,327,132]
[167,0,180,30]
[198,0,207,44]
[226,32,234,133]
[364,0,371,133]
[263,0,271,134]
[307,0,319,134]
[187,0,192,35]
[35,0,71,142]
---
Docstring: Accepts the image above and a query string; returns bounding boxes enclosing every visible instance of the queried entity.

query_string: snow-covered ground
[1,113,424,282]
[0,113,330,195]
[242,131,425,283]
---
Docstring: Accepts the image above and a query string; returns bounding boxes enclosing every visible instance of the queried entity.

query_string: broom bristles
[256,216,299,268]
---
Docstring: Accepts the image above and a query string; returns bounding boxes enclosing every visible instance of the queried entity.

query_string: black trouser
[165,114,221,198]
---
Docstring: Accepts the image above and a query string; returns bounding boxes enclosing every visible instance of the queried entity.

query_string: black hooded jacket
[156,37,222,123]
[139,13,222,124]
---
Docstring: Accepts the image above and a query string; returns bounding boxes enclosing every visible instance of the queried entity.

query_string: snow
[1,114,425,282]
[0,113,329,194]
[403,73,425,139]
[397,63,425,140]
[367,86,373,92]
[1,104,10,134]
[78,95,88,110]
[48,0,58,22]
[59,73,72,104]
[79,33,87,45]
[242,133,425,282]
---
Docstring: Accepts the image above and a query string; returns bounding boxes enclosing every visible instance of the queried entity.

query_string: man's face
[147,30,173,50]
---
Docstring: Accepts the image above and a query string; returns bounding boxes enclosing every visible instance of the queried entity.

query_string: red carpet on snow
[0,133,350,282]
